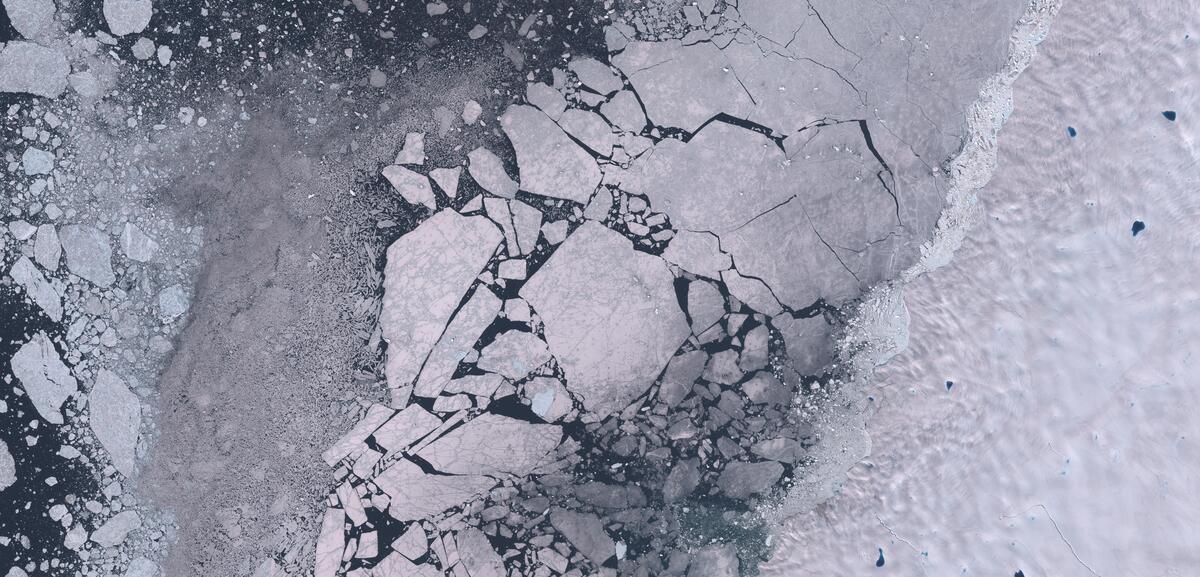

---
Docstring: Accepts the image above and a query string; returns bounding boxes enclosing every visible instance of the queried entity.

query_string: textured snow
[761,2,1200,576]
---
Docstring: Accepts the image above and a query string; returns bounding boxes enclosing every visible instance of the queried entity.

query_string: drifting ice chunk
[456,527,505,577]
[550,509,615,566]
[522,222,688,417]
[524,377,572,423]
[372,404,442,453]
[510,200,542,255]
[443,373,505,397]
[34,225,61,271]
[394,132,426,165]
[393,523,428,560]
[663,459,701,503]
[568,57,623,96]
[415,287,502,397]
[483,197,519,253]
[11,332,76,424]
[91,510,141,548]
[0,41,68,98]
[661,230,730,279]
[131,37,155,60]
[157,284,189,320]
[374,459,493,521]
[462,99,482,124]
[372,552,441,577]
[722,197,857,308]
[717,460,784,499]
[59,225,116,287]
[381,210,501,391]
[558,109,616,157]
[611,41,754,132]
[686,280,724,334]
[0,439,14,491]
[429,167,462,198]
[102,0,152,36]
[467,147,519,198]
[657,350,706,405]
[88,370,142,477]
[314,506,345,577]
[622,121,791,235]
[382,165,437,210]
[773,314,833,375]
[720,269,783,316]
[121,223,160,262]
[22,147,53,174]
[416,413,560,476]
[9,256,62,321]
[3,0,56,39]
[8,220,35,240]
[122,557,159,577]
[500,105,601,203]
[497,259,526,280]
[322,403,394,466]
[477,330,549,380]
[601,90,648,134]
[688,544,740,577]
[336,482,367,526]
[526,82,567,120]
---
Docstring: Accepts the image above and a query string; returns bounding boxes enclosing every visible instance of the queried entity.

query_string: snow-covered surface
[765,0,1200,574]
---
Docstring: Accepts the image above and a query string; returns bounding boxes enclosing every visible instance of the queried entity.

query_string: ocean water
[765,1,1200,575]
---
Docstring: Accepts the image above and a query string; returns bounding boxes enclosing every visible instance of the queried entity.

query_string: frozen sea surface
[765,1,1200,575]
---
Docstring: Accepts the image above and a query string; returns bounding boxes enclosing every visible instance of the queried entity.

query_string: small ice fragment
[103,0,152,36]
[22,147,54,175]
[394,132,425,165]
[461,99,482,124]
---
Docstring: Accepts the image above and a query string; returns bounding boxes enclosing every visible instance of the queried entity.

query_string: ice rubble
[279,0,1023,574]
